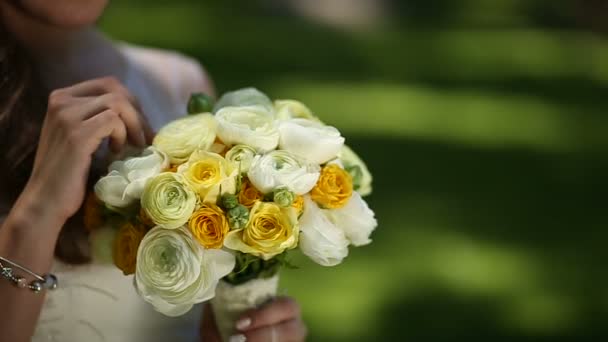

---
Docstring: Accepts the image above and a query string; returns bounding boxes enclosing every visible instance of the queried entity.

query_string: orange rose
[311,164,353,209]
[238,178,263,209]
[84,192,103,232]
[138,207,155,228]
[113,222,146,275]
[188,204,230,249]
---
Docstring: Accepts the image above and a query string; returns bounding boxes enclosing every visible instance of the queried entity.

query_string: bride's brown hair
[0,21,92,264]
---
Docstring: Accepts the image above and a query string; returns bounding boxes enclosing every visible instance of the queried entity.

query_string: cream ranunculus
[95,147,169,208]
[153,113,217,165]
[215,106,279,152]
[224,202,298,260]
[224,145,257,173]
[274,100,320,121]
[247,150,320,195]
[338,145,373,197]
[135,226,235,317]
[141,173,197,229]
[299,196,349,267]
[177,150,237,204]
[213,87,274,113]
[278,119,345,165]
[325,192,377,247]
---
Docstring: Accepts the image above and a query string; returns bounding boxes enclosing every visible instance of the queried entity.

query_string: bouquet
[91,88,377,340]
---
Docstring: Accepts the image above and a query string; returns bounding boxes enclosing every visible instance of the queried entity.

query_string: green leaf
[345,165,363,190]
[223,251,298,286]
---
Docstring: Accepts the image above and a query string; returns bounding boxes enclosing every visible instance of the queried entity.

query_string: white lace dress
[31,44,209,342]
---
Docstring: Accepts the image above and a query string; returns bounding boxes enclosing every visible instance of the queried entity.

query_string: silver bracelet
[0,256,58,293]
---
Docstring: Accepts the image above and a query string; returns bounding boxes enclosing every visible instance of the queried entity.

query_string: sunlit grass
[264,80,608,153]
[349,29,608,84]
[503,292,580,335]
[101,4,608,84]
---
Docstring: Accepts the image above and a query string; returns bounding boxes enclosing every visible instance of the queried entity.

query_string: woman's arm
[0,185,68,341]
[0,77,152,341]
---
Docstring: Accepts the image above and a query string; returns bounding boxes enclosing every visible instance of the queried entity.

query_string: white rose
[338,145,373,196]
[298,196,349,267]
[135,226,235,317]
[247,150,320,195]
[274,100,320,122]
[95,147,169,208]
[153,113,217,165]
[278,119,345,164]
[214,87,273,113]
[215,106,279,152]
[224,145,257,173]
[325,192,377,247]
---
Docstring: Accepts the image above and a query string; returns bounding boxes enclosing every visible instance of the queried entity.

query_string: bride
[0,1,307,341]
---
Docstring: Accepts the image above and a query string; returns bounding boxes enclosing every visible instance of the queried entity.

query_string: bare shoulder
[120,44,216,102]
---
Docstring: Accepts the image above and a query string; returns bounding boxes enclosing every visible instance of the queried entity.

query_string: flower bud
[273,188,295,208]
[221,194,239,210]
[187,93,214,114]
[228,205,250,229]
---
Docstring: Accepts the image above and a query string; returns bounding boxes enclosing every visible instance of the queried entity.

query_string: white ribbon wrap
[210,275,279,341]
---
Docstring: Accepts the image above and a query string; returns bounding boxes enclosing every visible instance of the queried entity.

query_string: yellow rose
[311,164,353,209]
[113,222,146,275]
[178,150,237,204]
[238,178,263,209]
[292,195,304,216]
[84,192,103,232]
[188,204,230,249]
[224,202,298,260]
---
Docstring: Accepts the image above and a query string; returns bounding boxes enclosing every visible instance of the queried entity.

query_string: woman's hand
[25,77,153,227]
[201,297,308,342]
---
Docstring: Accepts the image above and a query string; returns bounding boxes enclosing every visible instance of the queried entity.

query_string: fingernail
[236,317,252,330]
[229,334,247,342]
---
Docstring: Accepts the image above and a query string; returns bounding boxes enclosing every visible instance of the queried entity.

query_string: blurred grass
[100,1,608,340]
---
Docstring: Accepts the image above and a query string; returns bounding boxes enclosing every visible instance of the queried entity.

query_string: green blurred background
[99,1,608,340]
